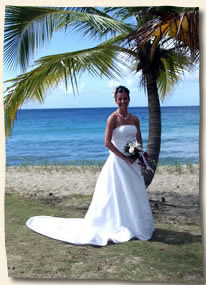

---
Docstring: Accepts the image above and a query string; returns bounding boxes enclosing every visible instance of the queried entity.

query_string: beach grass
[6,162,105,175]
[5,193,203,282]
[6,159,105,168]
[6,161,199,175]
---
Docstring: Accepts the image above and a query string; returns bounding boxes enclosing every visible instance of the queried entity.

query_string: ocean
[5,106,200,166]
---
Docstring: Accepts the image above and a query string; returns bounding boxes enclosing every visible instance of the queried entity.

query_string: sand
[5,164,201,224]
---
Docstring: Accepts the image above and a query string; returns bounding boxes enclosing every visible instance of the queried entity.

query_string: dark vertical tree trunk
[143,72,161,187]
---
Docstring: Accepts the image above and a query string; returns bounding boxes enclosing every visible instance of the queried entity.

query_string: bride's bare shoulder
[106,112,118,128]
[107,111,118,122]
[130,114,140,124]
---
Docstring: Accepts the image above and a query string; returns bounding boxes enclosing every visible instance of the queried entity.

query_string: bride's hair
[114,86,130,100]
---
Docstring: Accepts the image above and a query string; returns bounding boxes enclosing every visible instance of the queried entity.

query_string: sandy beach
[5,164,201,224]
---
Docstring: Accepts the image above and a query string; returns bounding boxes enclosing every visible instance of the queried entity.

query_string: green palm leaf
[157,49,196,100]
[4,6,132,71]
[4,45,126,136]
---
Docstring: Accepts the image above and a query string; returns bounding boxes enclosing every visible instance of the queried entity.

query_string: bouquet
[124,141,154,173]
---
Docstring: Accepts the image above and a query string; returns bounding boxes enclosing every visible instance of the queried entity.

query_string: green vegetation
[5,193,203,282]
[6,161,199,174]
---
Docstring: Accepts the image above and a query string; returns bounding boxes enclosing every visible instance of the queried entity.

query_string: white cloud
[125,78,136,88]
[107,80,121,88]
[106,73,141,91]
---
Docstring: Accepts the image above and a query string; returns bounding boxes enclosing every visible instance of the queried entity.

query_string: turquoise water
[6,106,200,166]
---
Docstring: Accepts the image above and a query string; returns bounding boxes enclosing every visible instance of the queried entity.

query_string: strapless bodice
[111,125,137,153]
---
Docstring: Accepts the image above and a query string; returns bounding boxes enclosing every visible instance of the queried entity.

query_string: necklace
[117,110,129,120]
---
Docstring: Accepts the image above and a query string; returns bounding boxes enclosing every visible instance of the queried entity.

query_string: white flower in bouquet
[129,146,135,154]
[124,141,141,158]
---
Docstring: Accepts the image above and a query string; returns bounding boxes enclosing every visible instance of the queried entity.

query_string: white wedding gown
[26,125,155,246]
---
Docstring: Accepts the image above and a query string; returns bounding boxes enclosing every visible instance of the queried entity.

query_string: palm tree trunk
[143,72,161,187]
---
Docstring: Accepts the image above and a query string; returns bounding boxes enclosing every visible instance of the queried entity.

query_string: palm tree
[3,6,198,186]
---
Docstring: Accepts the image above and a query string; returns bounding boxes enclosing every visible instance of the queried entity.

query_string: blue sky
[3,24,200,109]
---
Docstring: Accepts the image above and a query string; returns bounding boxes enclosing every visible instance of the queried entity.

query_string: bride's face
[115,92,130,109]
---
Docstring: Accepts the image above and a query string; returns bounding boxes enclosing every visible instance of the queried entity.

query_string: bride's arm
[134,117,143,146]
[104,115,134,163]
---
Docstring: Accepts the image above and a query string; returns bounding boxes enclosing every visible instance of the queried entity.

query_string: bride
[26,86,155,246]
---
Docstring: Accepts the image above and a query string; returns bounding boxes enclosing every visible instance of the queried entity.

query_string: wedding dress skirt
[26,125,155,246]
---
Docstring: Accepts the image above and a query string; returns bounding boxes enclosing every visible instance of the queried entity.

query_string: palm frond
[58,10,132,40]
[4,6,132,71]
[103,7,144,21]
[157,57,178,99]
[4,6,60,71]
[157,49,197,100]
[134,9,199,59]
[4,45,127,136]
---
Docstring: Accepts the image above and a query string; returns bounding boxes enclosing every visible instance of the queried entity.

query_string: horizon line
[20,105,200,111]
